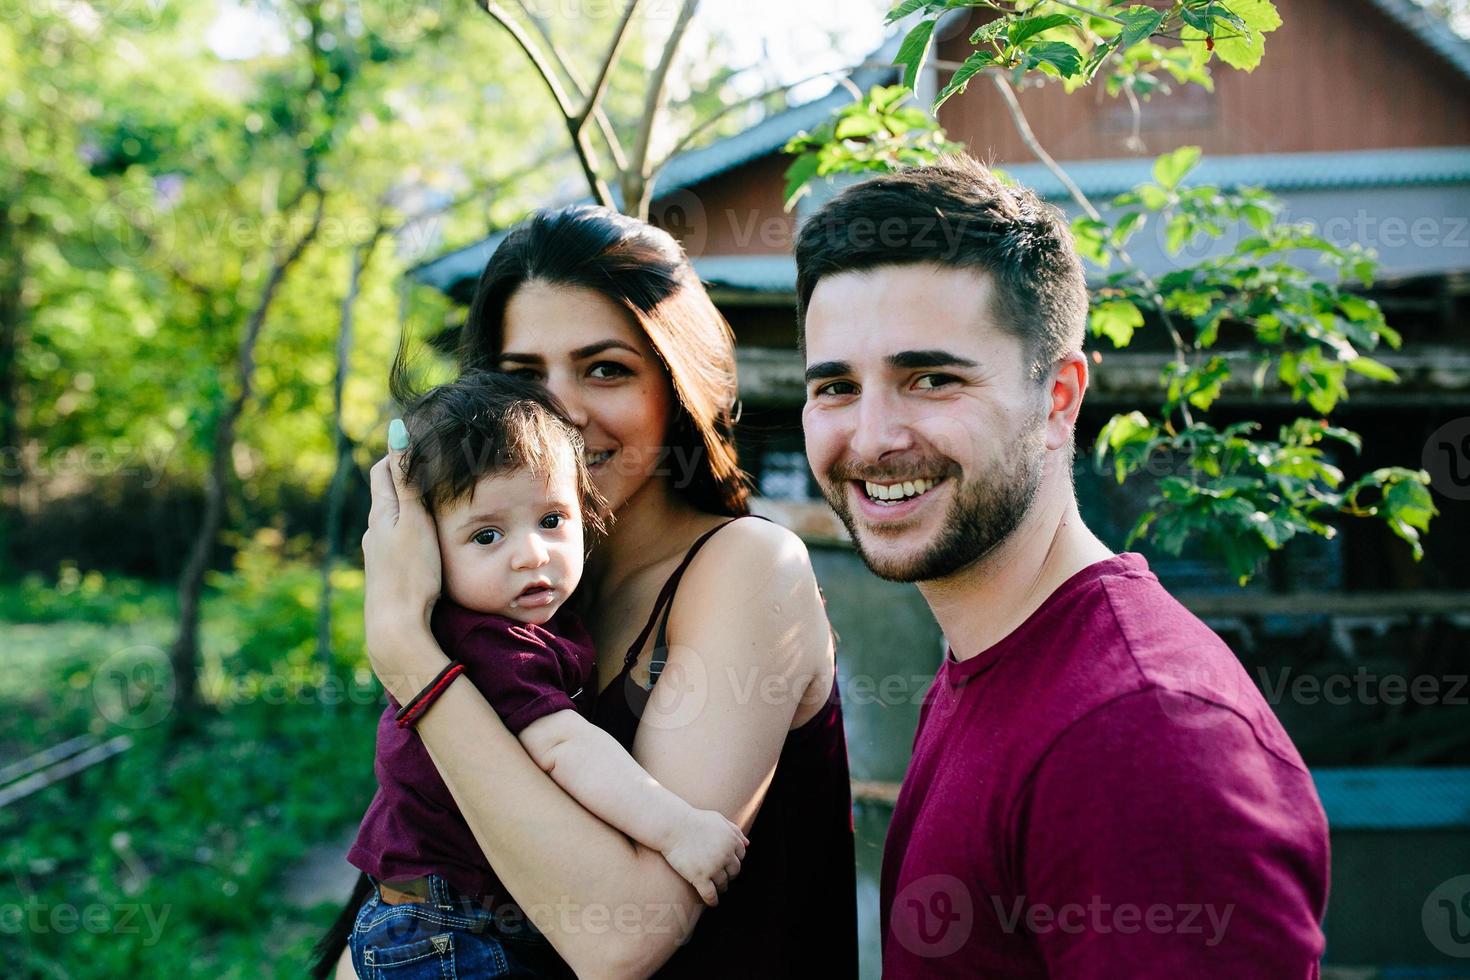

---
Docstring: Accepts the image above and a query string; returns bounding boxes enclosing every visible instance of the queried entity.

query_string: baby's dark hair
[388,367,609,541]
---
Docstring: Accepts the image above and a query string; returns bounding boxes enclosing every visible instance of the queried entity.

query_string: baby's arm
[518,710,748,906]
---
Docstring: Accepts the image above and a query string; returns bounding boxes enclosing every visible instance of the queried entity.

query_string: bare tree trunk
[0,205,28,573]
[169,194,325,721]
[316,233,380,685]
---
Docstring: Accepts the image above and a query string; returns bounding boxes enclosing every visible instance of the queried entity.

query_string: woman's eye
[500,367,541,381]
[472,529,502,545]
[588,361,630,380]
[540,514,566,530]
[914,374,959,390]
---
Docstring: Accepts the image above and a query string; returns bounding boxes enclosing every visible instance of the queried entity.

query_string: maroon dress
[592,516,859,978]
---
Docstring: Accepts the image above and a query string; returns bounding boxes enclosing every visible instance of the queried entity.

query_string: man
[795,155,1329,977]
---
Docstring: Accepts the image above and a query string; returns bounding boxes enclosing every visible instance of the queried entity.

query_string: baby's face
[434,459,585,626]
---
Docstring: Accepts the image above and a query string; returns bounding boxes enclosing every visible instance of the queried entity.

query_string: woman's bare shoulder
[695,515,815,580]
[678,517,827,637]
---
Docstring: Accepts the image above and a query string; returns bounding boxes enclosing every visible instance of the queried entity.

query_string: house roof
[412,2,1470,299]
[1366,0,1470,84]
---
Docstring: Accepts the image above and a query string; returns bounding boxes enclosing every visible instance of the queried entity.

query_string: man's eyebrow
[887,350,980,370]
[804,360,851,384]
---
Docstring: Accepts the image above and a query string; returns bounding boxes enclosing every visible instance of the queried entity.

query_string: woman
[322,205,858,978]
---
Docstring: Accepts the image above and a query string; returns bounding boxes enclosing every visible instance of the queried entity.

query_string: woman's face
[498,281,675,515]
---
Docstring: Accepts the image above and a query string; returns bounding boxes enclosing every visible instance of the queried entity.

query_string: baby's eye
[472,528,502,545]
[540,513,566,530]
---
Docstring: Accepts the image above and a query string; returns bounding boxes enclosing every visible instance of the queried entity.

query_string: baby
[347,371,746,977]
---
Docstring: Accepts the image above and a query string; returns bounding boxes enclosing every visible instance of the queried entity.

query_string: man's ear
[1044,352,1088,452]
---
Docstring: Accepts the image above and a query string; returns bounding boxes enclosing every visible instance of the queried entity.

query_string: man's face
[801,263,1050,583]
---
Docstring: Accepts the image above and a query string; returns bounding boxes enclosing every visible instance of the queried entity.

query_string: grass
[0,541,381,977]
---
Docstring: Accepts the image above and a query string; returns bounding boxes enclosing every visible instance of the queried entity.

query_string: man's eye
[815,381,857,397]
[588,362,630,380]
[540,514,566,530]
[915,374,959,390]
[472,529,502,545]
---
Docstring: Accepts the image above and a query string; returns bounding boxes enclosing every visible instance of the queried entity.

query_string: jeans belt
[375,877,434,906]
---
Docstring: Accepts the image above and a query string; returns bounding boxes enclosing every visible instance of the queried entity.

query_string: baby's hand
[661,808,749,907]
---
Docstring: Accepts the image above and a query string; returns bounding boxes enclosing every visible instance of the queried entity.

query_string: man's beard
[820,418,1046,583]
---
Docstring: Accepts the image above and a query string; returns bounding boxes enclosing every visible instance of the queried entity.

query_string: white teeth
[586,450,613,466]
[862,478,939,503]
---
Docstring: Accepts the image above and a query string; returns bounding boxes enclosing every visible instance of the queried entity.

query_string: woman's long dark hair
[310,205,750,978]
[309,872,372,977]
[461,205,750,517]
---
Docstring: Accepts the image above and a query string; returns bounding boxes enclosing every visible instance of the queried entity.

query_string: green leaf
[1118,5,1167,47]
[1346,356,1400,383]
[1027,40,1084,77]
[886,0,933,25]
[895,18,938,91]
[1153,145,1202,190]
[1091,298,1145,347]
[835,114,884,140]
[935,50,999,109]
[1111,210,1146,248]
[1009,13,1078,46]
[1071,215,1112,268]
[1213,0,1282,71]
[782,153,821,210]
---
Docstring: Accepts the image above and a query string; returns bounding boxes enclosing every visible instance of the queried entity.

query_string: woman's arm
[518,709,748,907]
[361,451,833,978]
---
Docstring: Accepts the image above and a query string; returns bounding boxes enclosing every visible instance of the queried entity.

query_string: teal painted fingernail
[388,418,408,451]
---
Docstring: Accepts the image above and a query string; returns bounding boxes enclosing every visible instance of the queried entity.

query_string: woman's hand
[361,421,445,691]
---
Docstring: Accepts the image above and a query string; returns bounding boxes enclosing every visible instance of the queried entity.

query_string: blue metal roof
[1314,767,1470,830]
[1367,0,1470,84]
[1007,146,1470,200]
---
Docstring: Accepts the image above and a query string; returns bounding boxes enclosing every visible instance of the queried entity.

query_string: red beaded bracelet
[394,661,466,729]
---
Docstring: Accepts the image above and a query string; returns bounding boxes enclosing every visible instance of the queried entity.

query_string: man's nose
[848,390,916,463]
[511,533,551,570]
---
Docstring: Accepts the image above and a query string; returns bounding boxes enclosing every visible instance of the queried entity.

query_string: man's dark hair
[794,154,1089,381]
[387,366,608,539]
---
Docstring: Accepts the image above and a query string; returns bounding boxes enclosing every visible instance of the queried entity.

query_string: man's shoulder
[1028,555,1305,772]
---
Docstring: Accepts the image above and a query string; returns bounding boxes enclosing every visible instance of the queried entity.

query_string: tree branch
[513,0,629,173]
[577,0,639,149]
[625,0,700,217]
[989,71,1101,221]
[1043,0,1125,25]
[988,70,1195,426]
[477,0,616,208]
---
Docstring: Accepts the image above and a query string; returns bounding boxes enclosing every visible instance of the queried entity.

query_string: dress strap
[622,515,772,682]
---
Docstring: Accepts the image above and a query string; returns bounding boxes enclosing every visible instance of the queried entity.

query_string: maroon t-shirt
[880,553,1329,978]
[348,599,596,901]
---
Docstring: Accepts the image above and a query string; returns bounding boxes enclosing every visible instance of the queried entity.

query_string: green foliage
[1077,146,1436,581]
[782,86,965,208]
[0,564,174,625]
[0,551,379,977]
[884,0,1279,109]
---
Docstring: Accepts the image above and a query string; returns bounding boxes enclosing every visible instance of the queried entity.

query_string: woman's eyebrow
[571,340,642,360]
